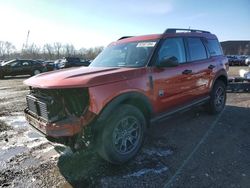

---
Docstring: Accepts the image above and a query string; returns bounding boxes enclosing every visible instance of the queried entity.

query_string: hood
[24,66,144,89]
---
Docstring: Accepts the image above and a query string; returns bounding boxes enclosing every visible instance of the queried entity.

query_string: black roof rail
[164,28,210,34]
[118,36,133,40]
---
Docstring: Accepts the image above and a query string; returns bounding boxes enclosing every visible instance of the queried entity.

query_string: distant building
[220,41,250,55]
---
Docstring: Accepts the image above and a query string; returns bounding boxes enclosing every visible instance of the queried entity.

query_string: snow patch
[123,165,168,178]
[143,148,173,157]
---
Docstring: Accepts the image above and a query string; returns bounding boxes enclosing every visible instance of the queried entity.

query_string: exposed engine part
[72,126,93,151]
[27,87,89,122]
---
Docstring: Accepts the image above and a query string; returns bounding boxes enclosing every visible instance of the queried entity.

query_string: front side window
[10,61,20,67]
[157,37,186,65]
[90,40,157,67]
[187,38,207,61]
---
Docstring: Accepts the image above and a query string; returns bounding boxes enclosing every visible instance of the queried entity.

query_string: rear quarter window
[206,39,223,56]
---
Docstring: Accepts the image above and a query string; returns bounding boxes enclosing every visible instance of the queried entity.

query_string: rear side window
[187,38,207,61]
[206,39,223,56]
[21,61,30,66]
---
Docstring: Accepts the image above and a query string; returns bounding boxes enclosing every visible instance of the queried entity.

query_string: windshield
[90,40,158,67]
[1,59,16,66]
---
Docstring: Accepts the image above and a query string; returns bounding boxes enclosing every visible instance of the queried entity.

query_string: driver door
[150,37,196,113]
[7,60,22,76]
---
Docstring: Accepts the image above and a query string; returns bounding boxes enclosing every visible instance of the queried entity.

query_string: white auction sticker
[136,42,156,47]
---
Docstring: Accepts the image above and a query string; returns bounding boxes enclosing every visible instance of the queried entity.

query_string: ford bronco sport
[24,28,228,164]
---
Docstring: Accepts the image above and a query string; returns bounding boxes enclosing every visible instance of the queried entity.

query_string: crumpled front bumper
[24,108,96,138]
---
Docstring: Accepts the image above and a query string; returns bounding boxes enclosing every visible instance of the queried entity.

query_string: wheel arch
[211,70,228,91]
[94,92,153,130]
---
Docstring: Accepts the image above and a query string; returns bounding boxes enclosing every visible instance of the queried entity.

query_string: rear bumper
[24,108,82,138]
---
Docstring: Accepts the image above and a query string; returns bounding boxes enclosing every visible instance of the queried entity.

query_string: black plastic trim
[151,96,210,124]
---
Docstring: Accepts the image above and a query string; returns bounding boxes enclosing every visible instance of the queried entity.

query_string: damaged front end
[24,87,96,149]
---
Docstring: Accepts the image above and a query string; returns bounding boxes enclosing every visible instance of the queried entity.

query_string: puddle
[0,89,28,98]
[20,157,41,168]
[0,87,12,90]
[0,99,26,105]
[0,146,28,162]
[0,115,28,129]
[0,115,58,169]
[26,131,43,139]
[25,139,48,149]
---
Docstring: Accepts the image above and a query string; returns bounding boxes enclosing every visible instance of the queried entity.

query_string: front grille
[26,95,49,121]
[26,87,89,123]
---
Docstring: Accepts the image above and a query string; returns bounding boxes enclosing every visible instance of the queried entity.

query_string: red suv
[24,28,228,164]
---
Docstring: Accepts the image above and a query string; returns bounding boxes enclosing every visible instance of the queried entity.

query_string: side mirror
[157,56,179,68]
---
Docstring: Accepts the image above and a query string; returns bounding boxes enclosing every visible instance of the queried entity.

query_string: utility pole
[25,30,30,49]
[22,30,30,51]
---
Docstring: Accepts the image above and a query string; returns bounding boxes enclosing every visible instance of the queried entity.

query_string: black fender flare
[92,91,153,131]
[210,69,228,92]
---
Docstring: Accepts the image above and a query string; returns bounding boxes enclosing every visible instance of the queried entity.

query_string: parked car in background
[239,55,248,66]
[42,60,55,71]
[0,59,46,79]
[227,55,248,66]
[227,55,237,66]
[245,56,250,66]
[54,59,63,70]
[55,57,90,69]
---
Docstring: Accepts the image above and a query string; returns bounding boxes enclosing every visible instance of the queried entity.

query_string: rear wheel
[96,104,146,164]
[207,80,226,114]
[33,69,41,75]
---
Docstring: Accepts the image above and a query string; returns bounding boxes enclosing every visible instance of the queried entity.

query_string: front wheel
[207,80,226,114]
[96,104,146,164]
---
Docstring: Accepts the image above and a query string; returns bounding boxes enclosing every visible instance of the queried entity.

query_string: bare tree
[21,43,41,59]
[78,47,87,59]
[0,41,6,57]
[0,40,103,61]
[84,46,104,60]
[63,44,76,56]
[54,42,62,59]
[43,43,54,59]
[5,42,16,57]
[0,41,16,59]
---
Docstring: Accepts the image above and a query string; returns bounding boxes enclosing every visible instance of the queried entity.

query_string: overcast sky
[0,0,249,50]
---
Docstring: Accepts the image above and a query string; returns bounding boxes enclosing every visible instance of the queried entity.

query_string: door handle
[182,69,192,74]
[208,64,215,69]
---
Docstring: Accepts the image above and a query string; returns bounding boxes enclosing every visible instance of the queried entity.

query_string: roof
[111,31,217,45]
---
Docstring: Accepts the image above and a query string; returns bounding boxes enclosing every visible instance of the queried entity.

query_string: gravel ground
[0,67,249,188]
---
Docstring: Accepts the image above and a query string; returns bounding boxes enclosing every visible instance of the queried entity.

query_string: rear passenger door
[20,60,32,75]
[185,37,216,98]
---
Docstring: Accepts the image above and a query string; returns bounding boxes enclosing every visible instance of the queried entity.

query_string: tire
[207,80,226,114]
[33,69,41,75]
[96,104,146,164]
